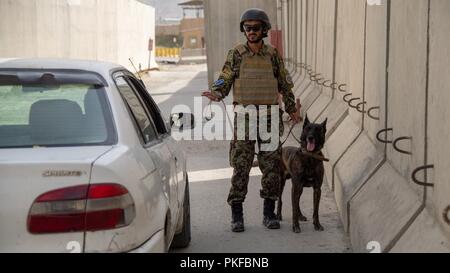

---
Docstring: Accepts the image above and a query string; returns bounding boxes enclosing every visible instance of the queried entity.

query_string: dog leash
[298,149,330,162]
[207,100,295,143]
[205,100,235,131]
[206,100,329,162]
[280,121,303,148]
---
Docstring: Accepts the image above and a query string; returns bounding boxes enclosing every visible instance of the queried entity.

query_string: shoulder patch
[213,79,225,87]
[235,44,248,56]
[266,45,276,56]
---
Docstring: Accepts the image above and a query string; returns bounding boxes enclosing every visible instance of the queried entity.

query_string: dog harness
[233,44,279,105]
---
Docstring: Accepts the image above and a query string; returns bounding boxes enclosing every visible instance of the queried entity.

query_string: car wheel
[171,175,191,248]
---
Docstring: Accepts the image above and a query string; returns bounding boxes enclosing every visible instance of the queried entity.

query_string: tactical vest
[233,44,279,105]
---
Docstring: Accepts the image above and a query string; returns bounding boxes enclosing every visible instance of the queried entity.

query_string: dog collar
[299,148,330,162]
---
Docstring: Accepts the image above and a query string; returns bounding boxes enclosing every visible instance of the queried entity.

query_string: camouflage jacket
[211,42,297,114]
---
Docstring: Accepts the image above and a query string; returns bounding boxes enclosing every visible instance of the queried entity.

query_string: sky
[154,0,185,23]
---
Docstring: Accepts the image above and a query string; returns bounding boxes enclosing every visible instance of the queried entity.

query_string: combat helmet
[240,8,272,37]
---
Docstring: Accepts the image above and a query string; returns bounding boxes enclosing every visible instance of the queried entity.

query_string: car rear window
[0,70,116,148]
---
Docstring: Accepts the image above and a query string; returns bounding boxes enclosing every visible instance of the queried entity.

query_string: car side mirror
[170,113,195,130]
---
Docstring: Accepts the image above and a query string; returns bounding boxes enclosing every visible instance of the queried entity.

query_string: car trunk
[0,146,112,253]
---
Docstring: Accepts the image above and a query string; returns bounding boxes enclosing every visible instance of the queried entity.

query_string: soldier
[202,8,301,232]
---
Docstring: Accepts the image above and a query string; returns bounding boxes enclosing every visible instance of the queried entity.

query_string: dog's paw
[299,215,308,222]
[314,223,324,231]
[292,225,301,233]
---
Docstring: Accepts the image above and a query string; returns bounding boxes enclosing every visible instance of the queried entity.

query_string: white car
[0,58,192,253]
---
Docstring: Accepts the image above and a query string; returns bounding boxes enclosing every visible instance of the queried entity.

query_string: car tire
[171,175,191,248]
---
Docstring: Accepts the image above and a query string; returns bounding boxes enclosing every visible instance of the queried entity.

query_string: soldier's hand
[289,98,302,124]
[201,91,220,102]
[289,111,302,124]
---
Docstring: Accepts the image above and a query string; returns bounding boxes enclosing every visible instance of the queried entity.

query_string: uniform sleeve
[211,49,238,100]
[273,49,297,114]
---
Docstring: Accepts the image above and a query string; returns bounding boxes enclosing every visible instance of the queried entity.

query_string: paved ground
[144,64,352,253]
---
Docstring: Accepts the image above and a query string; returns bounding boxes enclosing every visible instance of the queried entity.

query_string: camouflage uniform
[211,42,297,205]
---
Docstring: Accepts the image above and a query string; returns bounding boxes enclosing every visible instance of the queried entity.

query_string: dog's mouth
[306,138,316,152]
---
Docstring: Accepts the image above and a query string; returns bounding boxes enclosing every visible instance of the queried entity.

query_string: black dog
[278,115,327,233]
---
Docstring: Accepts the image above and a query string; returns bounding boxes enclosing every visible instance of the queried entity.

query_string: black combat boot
[231,202,245,232]
[263,199,280,229]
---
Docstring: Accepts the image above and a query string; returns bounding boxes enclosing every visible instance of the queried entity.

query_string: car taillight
[28,184,135,234]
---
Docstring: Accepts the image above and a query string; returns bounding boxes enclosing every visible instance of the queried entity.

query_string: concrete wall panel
[301,0,307,70]
[0,0,38,56]
[317,100,349,190]
[306,0,315,69]
[349,163,422,252]
[0,0,156,71]
[387,0,428,197]
[290,0,297,72]
[295,0,302,66]
[333,0,389,234]
[334,134,383,231]
[299,85,321,117]
[334,0,365,126]
[277,0,450,251]
[320,0,337,86]
[323,115,360,189]
[364,2,388,147]
[307,92,330,121]
[284,0,290,66]
[428,0,450,238]
[294,77,312,97]
[304,0,336,123]
[391,208,450,252]
[293,0,309,90]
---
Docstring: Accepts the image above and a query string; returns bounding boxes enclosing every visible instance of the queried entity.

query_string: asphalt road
[144,64,352,253]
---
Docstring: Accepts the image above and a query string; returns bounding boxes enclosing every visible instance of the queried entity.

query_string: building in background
[179,0,205,50]
[0,0,157,71]
[155,0,206,64]
[156,23,183,48]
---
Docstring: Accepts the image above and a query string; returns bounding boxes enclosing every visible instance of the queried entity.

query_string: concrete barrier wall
[428,0,450,240]
[306,0,335,121]
[296,0,321,114]
[294,0,300,71]
[301,0,307,74]
[288,0,296,72]
[307,0,316,72]
[393,0,450,252]
[282,0,290,67]
[290,0,309,93]
[0,0,156,71]
[282,0,450,252]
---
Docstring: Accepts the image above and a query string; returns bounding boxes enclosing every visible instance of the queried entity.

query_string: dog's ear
[303,114,310,128]
[321,118,328,131]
